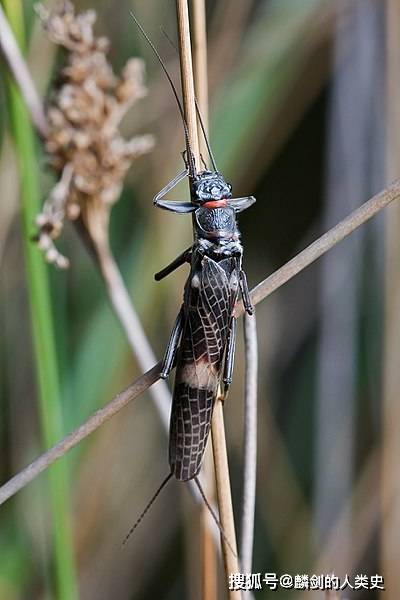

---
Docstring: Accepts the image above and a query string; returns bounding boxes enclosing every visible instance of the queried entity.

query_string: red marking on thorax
[203,199,228,209]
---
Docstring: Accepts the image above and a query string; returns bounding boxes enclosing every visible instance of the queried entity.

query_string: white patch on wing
[178,359,218,390]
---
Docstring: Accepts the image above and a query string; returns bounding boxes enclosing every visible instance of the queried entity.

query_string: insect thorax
[195,206,237,239]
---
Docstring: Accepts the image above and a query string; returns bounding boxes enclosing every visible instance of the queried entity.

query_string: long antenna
[130,11,196,178]
[160,25,219,173]
[122,472,173,547]
[194,477,237,559]
[194,97,218,172]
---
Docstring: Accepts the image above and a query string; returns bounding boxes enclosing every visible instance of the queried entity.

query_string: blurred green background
[0,0,396,598]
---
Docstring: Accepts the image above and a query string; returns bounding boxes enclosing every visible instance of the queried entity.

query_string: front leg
[153,168,188,205]
[154,168,196,214]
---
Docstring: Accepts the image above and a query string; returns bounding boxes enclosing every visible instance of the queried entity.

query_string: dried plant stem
[211,400,240,598]
[192,0,209,154]
[1,180,400,507]
[176,0,200,170]
[176,0,240,592]
[0,4,48,137]
[241,313,258,574]
[191,1,218,598]
[91,234,171,428]
[200,450,218,600]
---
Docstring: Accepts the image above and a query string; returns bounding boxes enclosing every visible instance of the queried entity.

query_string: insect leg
[155,200,196,213]
[153,168,192,212]
[239,270,254,315]
[222,318,237,395]
[154,247,192,281]
[160,306,184,379]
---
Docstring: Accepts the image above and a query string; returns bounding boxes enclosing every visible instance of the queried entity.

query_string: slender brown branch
[192,0,209,158]
[240,313,258,574]
[211,400,240,596]
[1,179,400,507]
[191,1,219,597]
[176,0,200,171]
[0,4,48,137]
[176,1,241,593]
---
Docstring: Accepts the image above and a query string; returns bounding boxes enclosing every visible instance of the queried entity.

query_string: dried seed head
[35,1,154,268]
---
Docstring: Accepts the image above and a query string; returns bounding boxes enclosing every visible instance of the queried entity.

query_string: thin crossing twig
[0,4,48,137]
[175,1,241,595]
[1,180,400,507]
[241,312,258,574]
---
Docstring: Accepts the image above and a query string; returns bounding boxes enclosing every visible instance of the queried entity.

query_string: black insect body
[124,14,256,544]
[154,169,255,481]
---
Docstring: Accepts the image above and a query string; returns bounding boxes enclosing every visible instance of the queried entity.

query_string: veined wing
[169,256,239,481]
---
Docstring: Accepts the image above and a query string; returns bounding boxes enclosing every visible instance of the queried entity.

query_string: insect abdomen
[168,255,236,481]
[169,380,216,481]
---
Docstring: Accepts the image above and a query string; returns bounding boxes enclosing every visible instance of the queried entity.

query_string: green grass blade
[2,1,78,598]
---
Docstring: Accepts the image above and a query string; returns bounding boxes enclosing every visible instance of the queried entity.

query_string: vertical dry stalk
[176,0,200,171]
[382,1,400,596]
[191,0,214,579]
[191,1,218,597]
[192,0,209,155]
[241,313,258,574]
[175,0,241,595]
[211,400,241,597]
